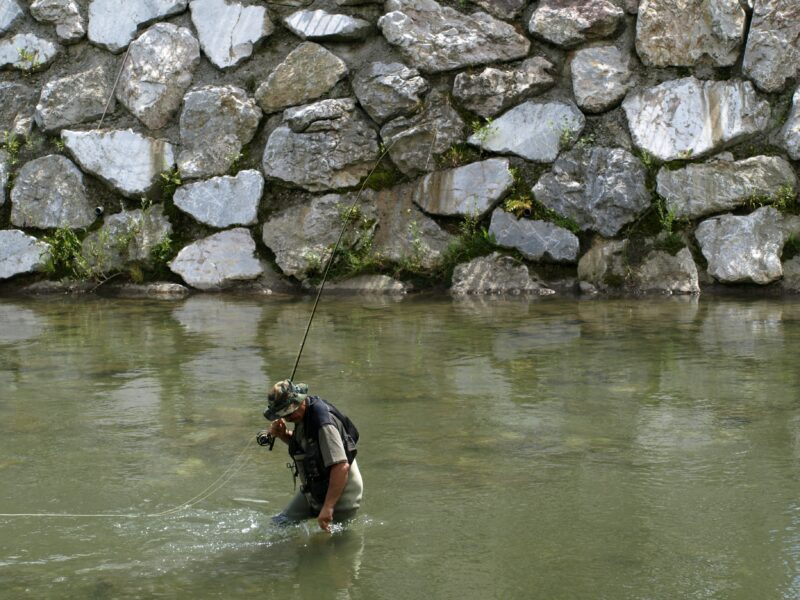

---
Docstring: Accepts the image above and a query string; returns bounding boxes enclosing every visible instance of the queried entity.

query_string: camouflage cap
[263,380,308,420]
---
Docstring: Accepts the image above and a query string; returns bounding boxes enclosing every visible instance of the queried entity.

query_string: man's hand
[269,419,288,442]
[318,505,334,531]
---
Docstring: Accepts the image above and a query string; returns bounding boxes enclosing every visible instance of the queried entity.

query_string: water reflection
[2,295,800,599]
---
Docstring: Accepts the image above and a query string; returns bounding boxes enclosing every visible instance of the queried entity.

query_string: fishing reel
[256,430,276,450]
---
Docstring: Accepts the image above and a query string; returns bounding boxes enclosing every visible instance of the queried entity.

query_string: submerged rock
[467,100,585,163]
[695,206,788,285]
[325,275,410,295]
[623,77,770,161]
[380,89,465,176]
[635,0,745,67]
[62,129,175,197]
[533,146,649,237]
[489,209,579,263]
[352,62,428,125]
[529,0,624,48]
[742,0,800,93]
[173,170,263,228]
[35,65,115,132]
[190,0,274,69]
[0,230,50,280]
[256,42,347,114]
[453,57,555,119]
[115,23,200,130]
[177,85,262,179]
[451,252,554,296]
[169,228,263,290]
[656,154,798,220]
[88,0,188,53]
[10,155,94,229]
[378,0,530,73]
[263,98,379,192]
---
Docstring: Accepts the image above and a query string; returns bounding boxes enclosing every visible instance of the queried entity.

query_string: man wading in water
[263,380,363,531]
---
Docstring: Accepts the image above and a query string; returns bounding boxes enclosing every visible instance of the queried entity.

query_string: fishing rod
[256,142,396,451]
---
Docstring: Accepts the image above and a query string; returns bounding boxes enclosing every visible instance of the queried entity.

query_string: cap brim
[264,399,303,421]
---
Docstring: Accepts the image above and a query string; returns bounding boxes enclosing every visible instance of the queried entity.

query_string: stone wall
[1,0,799,296]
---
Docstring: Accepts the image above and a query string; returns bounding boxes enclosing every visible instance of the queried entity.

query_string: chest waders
[287,396,359,506]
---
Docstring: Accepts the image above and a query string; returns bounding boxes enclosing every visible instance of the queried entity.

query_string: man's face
[282,402,303,423]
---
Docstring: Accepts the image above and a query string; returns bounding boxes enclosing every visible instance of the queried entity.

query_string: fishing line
[0,438,254,519]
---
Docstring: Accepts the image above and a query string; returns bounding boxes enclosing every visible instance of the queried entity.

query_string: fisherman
[263,380,363,531]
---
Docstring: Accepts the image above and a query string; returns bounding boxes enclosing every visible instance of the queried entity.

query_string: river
[1,294,799,599]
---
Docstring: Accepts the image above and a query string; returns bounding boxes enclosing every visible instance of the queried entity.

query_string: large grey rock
[473,0,526,19]
[62,129,175,197]
[412,158,514,218]
[453,57,555,119]
[116,23,200,130]
[451,252,554,296]
[0,150,8,205]
[169,227,263,290]
[367,186,453,269]
[0,82,36,136]
[262,193,377,278]
[467,100,585,163]
[571,46,633,114]
[378,0,530,73]
[88,0,188,53]
[82,205,172,273]
[695,206,788,284]
[631,247,700,295]
[529,0,625,48]
[380,89,465,176]
[284,9,372,41]
[656,154,798,220]
[0,0,22,35]
[35,65,115,132]
[635,0,745,67]
[622,77,770,161]
[10,155,94,229]
[352,62,428,125]
[742,0,800,93]
[190,0,274,69]
[255,42,347,114]
[488,209,579,263]
[0,34,59,71]
[177,85,261,179]
[263,98,379,192]
[782,87,800,161]
[533,146,649,237]
[173,170,263,228]
[30,0,84,43]
[0,230,50,280]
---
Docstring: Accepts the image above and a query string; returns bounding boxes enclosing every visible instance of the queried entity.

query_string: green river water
[1,294,799,599]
